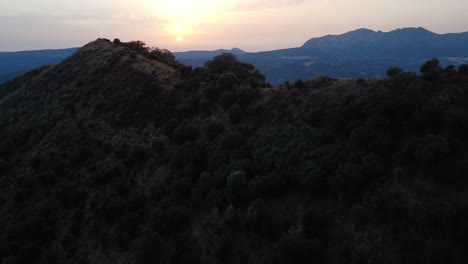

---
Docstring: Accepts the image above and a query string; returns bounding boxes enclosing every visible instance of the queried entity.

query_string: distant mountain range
[175,27,468,84]
[0,48,78,84]
[2,27,468,85]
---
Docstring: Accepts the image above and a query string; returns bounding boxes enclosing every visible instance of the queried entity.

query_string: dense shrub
[386,65,403,77]
[245,198,266,226]
[178,64,193,78]
[420,134,449,164]
[226,170,247,193]
[172,142,206,174]
[148,48,177,66]
[236,84,257,107]
[0,159,10,173]
[203,120,225,139]
[205,53,238,74]
[203,83,221,101]
[173,124,200,144]
[459,64,468,75]
[217,72,239,90]
[228,104,242,123]
[164,119,179,139]
[420,58,441,74]
[220,91,236,108]
[293,79,306,88]
[278,226,323,264]
[175,103,195,119]
[134,233,162,264]
[165,205,191,231]
[220,131,245,149]
[420,58,441,81]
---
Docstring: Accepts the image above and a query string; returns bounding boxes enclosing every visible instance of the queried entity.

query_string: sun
[143,0,227,42]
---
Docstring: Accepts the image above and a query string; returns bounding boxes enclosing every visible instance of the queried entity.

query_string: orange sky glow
[1,0,468,51]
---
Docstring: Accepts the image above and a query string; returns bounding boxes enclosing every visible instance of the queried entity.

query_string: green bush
[163,119,179,139]
[175,103,195,119]
[203,120,225,139]
[420,134,449,164]
[226,170,248,204]
[386,65,403,77]
[172,124,200,144]
[178,64,193,78]
[217,72,239,90]
[245,198,266,226]
[236,84,257,107]
[0,159,10,173]
[134,233,162,264]
[220,91,236,108]
[204,84,221,101]
[420,58,441,74]
[307,74,332,87]
[129,145,147,164]
[220,131,245,149]
[165,205,191,231]
[459,64,468,75]
[420,58,441,81]
[148,47,177,66]
[226,170,247,193]
[278,226,323,264]
[205,53,238,74]
[2,256,19,264]
[172,142,206,173]
[293,79,306,88]
[228,104,242,123]
[199,97,211,114]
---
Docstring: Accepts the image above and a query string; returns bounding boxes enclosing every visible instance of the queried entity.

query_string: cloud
[231,0,306,12]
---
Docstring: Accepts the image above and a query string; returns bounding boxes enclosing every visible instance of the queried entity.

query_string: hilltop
[1,38,468,264]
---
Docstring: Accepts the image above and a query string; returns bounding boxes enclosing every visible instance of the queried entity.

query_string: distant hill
[0,48,78,84]
[175,27,468,84]
[302,27,468,57]
[173,48,245,67]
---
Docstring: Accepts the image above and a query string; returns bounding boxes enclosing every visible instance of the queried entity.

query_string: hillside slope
[1,39,468,264]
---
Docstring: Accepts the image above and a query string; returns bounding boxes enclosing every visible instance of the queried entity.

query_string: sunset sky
[1,0,468,52]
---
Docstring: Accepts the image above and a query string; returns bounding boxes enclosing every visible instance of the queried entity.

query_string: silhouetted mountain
[302,27,468,57]
[1,38,468,264]
[0,48,78,84]
[175,27,468,84]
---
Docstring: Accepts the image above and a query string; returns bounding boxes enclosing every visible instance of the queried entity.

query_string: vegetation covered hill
[1,38,468,264]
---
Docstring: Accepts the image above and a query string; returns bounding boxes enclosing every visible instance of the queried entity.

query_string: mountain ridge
[174,27,468,84]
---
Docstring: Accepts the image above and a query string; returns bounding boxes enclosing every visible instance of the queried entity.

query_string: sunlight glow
[144,0,228,41]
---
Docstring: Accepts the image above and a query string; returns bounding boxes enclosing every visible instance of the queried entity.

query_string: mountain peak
[390,27,436,36]
[348,28,375,34]
[302,27,444,48]
[230,47,245,54]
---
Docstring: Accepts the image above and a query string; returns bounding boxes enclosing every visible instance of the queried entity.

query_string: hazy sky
[1,0,468,52]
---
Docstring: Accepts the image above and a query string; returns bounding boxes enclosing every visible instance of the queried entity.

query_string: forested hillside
[1,38,468,264]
